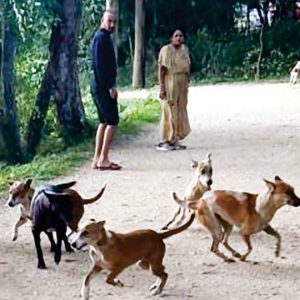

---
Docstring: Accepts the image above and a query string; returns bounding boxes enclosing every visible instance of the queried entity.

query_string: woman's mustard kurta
[158,44,191,142]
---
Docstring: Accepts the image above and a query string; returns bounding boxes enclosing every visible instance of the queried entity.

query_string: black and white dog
[31,181,75,269]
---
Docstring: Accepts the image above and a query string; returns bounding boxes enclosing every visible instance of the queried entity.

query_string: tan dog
[290,61,300,85]
[71,213,195,299]
[173,176,300,262]
[162,153,212,230]
[7,179,106,241]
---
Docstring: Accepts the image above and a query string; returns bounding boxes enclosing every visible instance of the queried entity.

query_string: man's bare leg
[91,123,107,169]
[99,125,118,167]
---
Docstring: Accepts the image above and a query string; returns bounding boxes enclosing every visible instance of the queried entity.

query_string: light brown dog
[7,179,106,241]
[161,153,212,230]
[71,213,195,299]
[173,176,300,262]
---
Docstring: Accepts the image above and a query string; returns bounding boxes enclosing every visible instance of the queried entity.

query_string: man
[91,11,121,170]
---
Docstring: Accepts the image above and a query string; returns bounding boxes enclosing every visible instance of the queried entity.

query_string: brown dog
[71,213,195,299]
[173,176,300,262]
[161,153,212,230]
[7,179,106,241]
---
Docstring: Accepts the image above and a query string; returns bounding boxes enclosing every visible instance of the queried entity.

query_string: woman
[156,29,191,151]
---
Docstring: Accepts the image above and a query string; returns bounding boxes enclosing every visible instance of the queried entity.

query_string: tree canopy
[1,0,300,163]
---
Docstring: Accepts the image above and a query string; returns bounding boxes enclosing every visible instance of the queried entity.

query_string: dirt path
[1,83,300,300]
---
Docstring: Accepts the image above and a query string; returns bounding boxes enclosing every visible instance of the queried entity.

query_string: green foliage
[0,140,92,196]
[15,48,48,136]
[118,98,160,135]
[79,0,105,88]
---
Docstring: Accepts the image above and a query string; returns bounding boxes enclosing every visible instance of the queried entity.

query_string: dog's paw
[54,253,61,265]
[106,277,124,287]
[149,282,158,291]
[37,262,47,269]
[239,256,247,262]
[80,286,90,299]
[65,246,74,253]
[114,279,124,287]
[12,235,17,241]
[150,287,162,296]
[232,252,242,259]
[225,258,235,263]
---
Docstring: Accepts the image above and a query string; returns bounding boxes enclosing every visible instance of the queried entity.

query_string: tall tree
[52,0,86,137]
[0,1,23,163]
[25,38,55,157]
[26,0,87,156]
[0,0,5,158]
[255,1,269,80]
[132,0,145,88]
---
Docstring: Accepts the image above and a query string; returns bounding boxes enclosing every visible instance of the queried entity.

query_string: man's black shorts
[92,88,119,126]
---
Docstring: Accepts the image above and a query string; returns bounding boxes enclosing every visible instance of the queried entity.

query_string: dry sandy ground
[1,83,300,300]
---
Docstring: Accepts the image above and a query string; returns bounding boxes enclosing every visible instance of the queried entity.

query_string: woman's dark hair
[169,28,186,39]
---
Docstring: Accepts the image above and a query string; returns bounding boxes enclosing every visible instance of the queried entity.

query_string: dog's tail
[159,213,195,239]
[172,192,199,210]
[82,183,106,205]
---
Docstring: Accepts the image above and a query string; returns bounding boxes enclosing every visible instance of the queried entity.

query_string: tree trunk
[255,3,268,81]
[0,3,23,163]
[246,4,250,34]
[132,0,145,88]
[0,0,5,158]
[25,61,54,157]
[25,25,59,157]
[106,0,119,58]
[255,22,265,80]
[52,0,86,138]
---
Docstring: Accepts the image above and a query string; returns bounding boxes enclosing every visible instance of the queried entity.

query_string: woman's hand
[159,87,167,100]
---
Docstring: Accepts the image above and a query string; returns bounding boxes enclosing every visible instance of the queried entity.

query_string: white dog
[290,61,300,85]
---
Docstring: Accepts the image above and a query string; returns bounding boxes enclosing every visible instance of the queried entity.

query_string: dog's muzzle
[71,239,87,250]
[7,198,15,207]
[288,193,300,207]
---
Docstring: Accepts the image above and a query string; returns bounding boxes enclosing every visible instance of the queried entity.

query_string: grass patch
[118,98,160,135]
[0,98,160,197]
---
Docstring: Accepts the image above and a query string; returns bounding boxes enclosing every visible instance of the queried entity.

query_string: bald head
[101,11,116,33]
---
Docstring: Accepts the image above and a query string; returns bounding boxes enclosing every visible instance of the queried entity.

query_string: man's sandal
[99,162,122,171]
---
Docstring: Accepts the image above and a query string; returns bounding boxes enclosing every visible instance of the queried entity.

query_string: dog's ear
[191,160,198,168]
[43,190,70,202]
[54,181,76,191]
[25,179,33,190]
[206,153,212,161]
[96,220,106,228]
[274,175,282,182]
[263,179,275,191]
